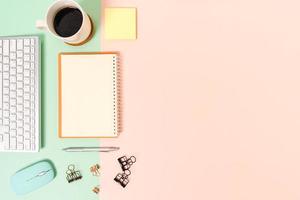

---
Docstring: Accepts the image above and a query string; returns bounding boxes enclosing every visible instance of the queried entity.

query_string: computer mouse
[11,160,56,195]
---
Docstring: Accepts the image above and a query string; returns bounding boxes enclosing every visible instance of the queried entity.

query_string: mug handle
[36,20,47,30]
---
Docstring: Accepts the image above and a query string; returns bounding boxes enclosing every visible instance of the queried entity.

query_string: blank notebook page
[59,53,118,138]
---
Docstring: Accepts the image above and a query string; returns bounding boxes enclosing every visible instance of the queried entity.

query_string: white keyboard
[0,36,40,152]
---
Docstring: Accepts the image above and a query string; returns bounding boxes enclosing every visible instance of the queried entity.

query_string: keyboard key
[24,109,30,115]
[3,111,9,118]
[3,134,10,149]
[10,129,16,136]
[24,101,30,108]
[3,118,9,125]
[3,65,9,71]
[10,122,17,129]
[24,116,30,124]
[10,60,16,68]
[3,57,9,64]
[10,39,16,51]
[17,89,23,96]
[10,98,16,106]
[17,128,23,135]
[24,62,30,69]
[17,143,24,150]
[10,114,16,121]
[17,97,23,104]
[31,142,35,151]
[10,52,16,60]
[17,105,23,112]
[17,81,23,89]
[24,131,30,138]
[17,135,23,142]
[17,58,23,65]
[10,137,17,150]
[10,83,16,91]
[24,85,30,92]
[10,91,16,98]
[24,47,30,53]
[3,72,9,79]
[10,68,16,75]
[3,88,9,94]
[3,103,9,110]
[24,77,30,85]
[24,55,30,61]
[24,39,30,46]
[10,76,17,83]
[24,70,30,77]
[30,39,35,45]
[3,126,9,133]
[10,106,16,113]
[24,93,30,100]
[3,40,9,55]
[3,79,9,87]
[10,102,16,109]
[17,114,23,120]
[17,74,23,81]
[17,39,23,50]
[24,139,31,150]
[17,51,23,58]
[3,95,9,102]
[24,124,30,131]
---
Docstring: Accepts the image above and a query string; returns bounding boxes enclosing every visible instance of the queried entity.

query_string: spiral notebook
[58,52,119,138]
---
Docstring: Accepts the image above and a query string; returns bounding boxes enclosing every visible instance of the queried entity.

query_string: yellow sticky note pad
[105,8,137,40]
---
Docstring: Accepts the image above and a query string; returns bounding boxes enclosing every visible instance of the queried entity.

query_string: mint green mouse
[11,160,56,195]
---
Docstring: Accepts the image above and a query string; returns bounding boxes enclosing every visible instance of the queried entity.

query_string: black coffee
[54,8,83,37]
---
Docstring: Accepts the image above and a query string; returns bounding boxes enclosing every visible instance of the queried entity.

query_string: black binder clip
[118,156,136,171]
[114,170,131,188]
[115,155,137,188]
[66,164,82,183]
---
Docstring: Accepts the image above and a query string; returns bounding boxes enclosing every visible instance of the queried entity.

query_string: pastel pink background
[100,0,300,199]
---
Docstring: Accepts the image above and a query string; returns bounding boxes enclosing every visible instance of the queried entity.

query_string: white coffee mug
[36,0,92,45]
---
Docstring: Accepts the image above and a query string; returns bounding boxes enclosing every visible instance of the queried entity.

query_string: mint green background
[0,0,101,199]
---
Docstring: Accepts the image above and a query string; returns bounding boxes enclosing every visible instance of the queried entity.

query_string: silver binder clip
[66,164,82,183]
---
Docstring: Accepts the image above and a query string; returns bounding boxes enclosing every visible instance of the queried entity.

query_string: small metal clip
[90,164,101,176]
[92,185,100,194]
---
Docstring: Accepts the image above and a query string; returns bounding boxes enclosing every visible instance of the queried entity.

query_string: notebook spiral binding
[112,55,121,135]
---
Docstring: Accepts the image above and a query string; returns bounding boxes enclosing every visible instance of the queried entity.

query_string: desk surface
[0,1,100,199]
[100,0,300,200]
[3,0,300,200]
